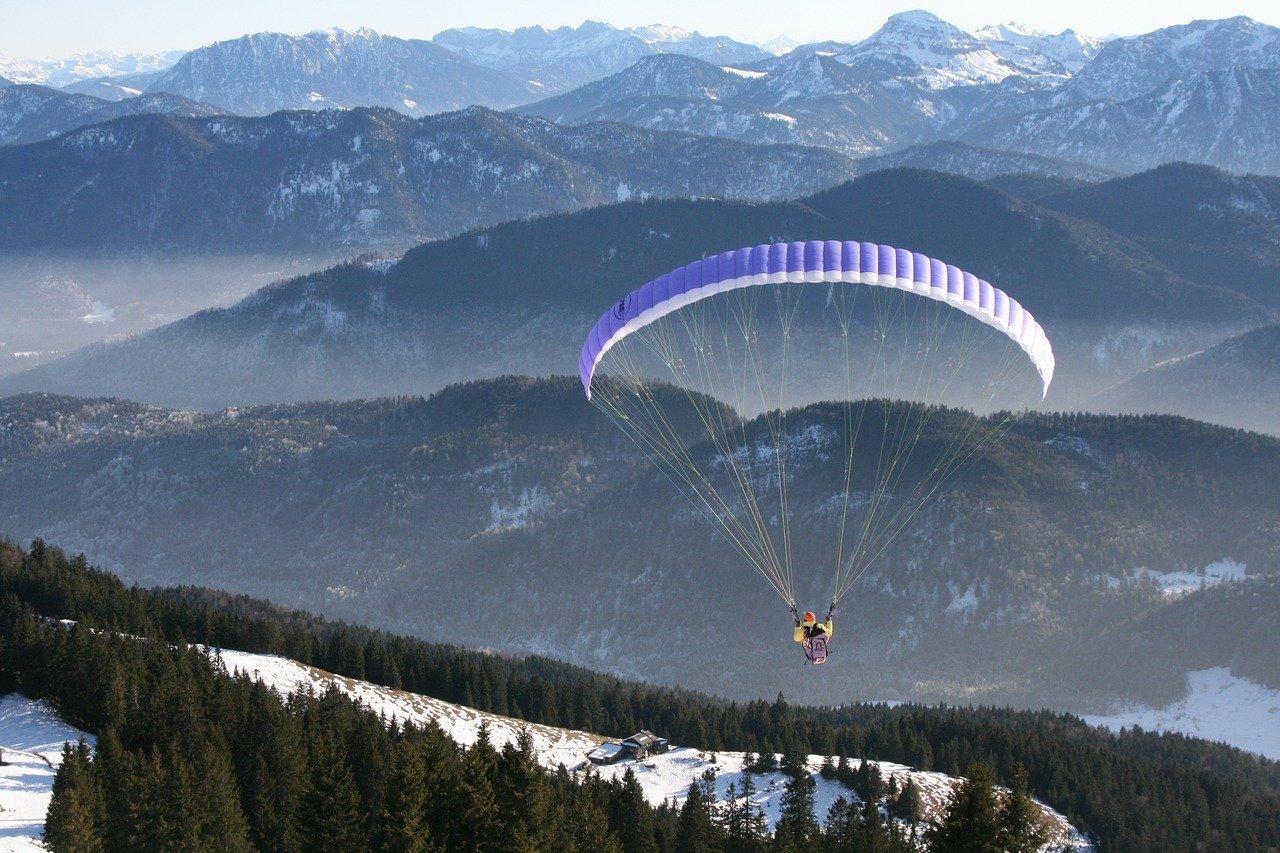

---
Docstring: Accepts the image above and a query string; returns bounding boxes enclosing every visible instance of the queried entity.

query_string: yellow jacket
[794,620,834,642]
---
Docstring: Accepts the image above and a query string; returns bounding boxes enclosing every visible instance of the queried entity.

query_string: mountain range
[0,104,1127,252]
[128,22,770,117]
[0,106,856,250]
[1,167,1266,410]
[0,83,220,145]
[141,27,540,117]
[5,14,1280,177]
[1091,325,1280,435]
[2,378,1274,710]
[519,13,1280,174]
[432,21,768,92]
[962,66,1280,173]
[0,48,182,88]
[1038,162,1280,311]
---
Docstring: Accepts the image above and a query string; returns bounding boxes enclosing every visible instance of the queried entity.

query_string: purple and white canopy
[580,240,1055,399]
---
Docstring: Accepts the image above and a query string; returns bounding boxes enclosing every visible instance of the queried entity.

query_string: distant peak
[312,26,383,40]
[631,24,695,44]
[881,9,956,29]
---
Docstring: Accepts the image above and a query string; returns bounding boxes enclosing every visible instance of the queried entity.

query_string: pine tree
[495,730,557,850]
[998,765,1050,853]
[857,791,890,852]
[774,767,819,850]
[821,796,858,850]
[44,739,104,852]
[676,778,714,853]
[610,768,657,853]
[563,774,622,853]
[928,762,1002,853]
[377,738,433,853]
[453,726,501,851]
[297,734,365,851]
[192,739,253,851]
[738,770,767,843]
[889,777,923,824]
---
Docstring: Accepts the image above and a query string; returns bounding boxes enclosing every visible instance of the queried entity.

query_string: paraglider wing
[580,240,1054,401]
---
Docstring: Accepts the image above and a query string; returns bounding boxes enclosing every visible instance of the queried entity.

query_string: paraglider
[792,604,836,664]
[579,240,1054,660]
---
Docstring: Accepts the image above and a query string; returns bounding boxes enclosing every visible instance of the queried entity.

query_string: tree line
[3,538,1279,850]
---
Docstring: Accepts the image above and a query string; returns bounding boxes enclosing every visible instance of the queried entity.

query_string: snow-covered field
[1085,667,1280,759]
[209,646,1089,847]
[0,695,94,851]
[1122,559,1247,597]
[592,748,1089,848]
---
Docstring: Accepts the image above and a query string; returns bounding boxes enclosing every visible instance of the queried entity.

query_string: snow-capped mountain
[965,67,1280,174]
[518,12,1107,158]
[629,23,768,64]
[975,22,1103,73]
[516,14,1280,173]
[520,52,953,157]
[0,49,183,87]
[760,35,802,56]
[834,10,1069,89]
[143,27,540,116]
[432,20,766,93]
[0,84,220,146]
[0,105,859,250]
[1070,15,1280,101]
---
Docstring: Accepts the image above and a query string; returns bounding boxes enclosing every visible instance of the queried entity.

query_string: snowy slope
[208,647,600,769]
[1119,559,1247,598]
[1084,668,1280,759]
[837,11,1066,89]
[0,695,94,851]
[1070,16,1280,102]
[207,646,1088,846]
[964,66,1280,174]
[975,23,1102,74]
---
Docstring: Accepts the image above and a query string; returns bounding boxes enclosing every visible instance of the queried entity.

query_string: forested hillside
[2,169,1267,410]
[4,538,1280,850]
[0,107,857,251]
[1090,325,1280,436]
[1,378,1276,710]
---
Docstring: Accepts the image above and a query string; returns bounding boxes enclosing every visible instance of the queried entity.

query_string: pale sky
[1,0,1277,58]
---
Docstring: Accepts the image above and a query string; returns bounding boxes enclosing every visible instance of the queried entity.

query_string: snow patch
[1042,434,1108,468]
[487,486,549,531]
[1111,558,1247,597]
[0,695,95,850]
[201,646,1086,847]
[1085,667,1280,759]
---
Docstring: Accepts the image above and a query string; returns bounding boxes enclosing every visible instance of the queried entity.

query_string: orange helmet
[802,611,817,625]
